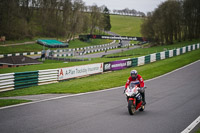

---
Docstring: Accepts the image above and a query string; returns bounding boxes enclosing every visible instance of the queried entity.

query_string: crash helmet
[130,70,138,80]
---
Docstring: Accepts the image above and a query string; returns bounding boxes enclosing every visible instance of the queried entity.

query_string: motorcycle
[124,82,146,115]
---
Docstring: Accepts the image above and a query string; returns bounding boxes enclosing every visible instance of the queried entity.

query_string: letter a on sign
[60,69,64,76]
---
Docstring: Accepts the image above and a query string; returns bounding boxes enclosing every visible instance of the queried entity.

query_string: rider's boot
[141,92,146,105]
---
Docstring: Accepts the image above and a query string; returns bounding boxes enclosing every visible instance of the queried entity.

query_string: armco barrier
[14,71,38,89]
[0,51,41,58]
[53,40,117,57]
[0,73,15,92]
[38,69,58,85]
[0,69,59,92]
[53,45,118,57]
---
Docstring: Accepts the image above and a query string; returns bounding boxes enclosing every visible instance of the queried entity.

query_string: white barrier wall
[160,52,165,60]
[138,56,145,66]
[169,50,173,57]
[150,53,156,62]
[188,46,191,51]
[193,44,196,50]
[182,47,186,54]
[177,48,180,55]
[0,73,15,92]
[38,69,58,85]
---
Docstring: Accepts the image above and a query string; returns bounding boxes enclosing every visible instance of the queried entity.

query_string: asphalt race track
[0,61,200,133]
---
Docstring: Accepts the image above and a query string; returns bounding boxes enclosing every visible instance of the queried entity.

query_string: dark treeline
[113,8,145,17]
[0,0,111,41]
[141,0,200,45]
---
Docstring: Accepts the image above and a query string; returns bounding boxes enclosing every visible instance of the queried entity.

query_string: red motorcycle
[124,83,146,115]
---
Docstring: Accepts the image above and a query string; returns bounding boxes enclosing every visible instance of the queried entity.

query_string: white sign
[58,63,103,80]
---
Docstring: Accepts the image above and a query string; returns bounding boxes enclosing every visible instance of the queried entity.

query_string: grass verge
[196,129,200,133]
[0,48,199,97]
[0,99,31,107]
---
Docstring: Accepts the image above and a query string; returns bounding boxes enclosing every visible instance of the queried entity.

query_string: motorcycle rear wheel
[128,100,136,115]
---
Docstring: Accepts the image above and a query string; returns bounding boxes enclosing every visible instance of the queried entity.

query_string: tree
[0,0,27,40]
[140,0,197,45]
[102,7,111,31]
[0,0,108,41]
[183,0,200,40]
[89,5,101,34]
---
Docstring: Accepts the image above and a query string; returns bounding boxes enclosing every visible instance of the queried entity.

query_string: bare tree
[89,5,101,34]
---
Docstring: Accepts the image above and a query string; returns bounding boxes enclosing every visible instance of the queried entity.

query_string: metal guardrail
[0,70,58,92]
[0,51,41,58]
[38,69,58,85]
[0,73,15,92]
[14,71,38,89]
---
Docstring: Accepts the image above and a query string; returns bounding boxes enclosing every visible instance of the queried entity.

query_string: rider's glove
[139,87,145,93]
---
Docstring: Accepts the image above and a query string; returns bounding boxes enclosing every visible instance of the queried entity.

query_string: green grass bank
[110,15,143,36]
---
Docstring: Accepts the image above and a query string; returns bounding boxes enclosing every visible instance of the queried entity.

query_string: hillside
[110,15,143,37]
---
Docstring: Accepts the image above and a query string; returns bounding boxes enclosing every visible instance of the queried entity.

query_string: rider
[124,70,146,105]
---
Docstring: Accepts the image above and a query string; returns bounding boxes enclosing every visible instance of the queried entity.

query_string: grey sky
[82,0,167,13]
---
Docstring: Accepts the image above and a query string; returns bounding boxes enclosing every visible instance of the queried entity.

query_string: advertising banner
[111,60,127,70]
[103,62,111,72]
[58,63,103,80]
[103,60,132,71]
[79,35,147,41]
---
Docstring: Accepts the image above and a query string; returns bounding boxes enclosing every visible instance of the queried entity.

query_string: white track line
[181,116,200,133]
[0,60,200,110]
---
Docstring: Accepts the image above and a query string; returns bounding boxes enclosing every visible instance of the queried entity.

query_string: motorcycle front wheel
[128,100,136,115]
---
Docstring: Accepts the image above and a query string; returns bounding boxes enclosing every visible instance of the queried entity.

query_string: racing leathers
[125,74,146,104]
